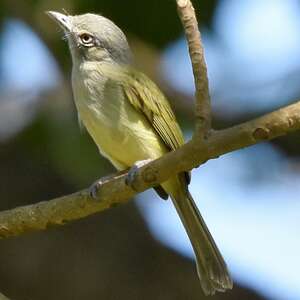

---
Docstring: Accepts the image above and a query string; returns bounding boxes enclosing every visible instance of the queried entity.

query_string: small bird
[47,11,233,295]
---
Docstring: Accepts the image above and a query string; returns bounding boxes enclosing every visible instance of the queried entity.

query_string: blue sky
[161,0,300,117]
[1,19,60,92]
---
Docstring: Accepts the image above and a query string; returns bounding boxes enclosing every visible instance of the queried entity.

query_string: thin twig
[0,100,300,238]
[176,0,211,138]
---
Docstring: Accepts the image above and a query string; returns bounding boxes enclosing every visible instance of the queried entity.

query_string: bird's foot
[125,159,153,190]
[89,179,104,199]
[89,170,130,200]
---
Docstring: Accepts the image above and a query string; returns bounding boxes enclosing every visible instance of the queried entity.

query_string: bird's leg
[125,159,153,190]
[89,169,129,199]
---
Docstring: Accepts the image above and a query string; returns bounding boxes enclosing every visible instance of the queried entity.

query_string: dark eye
[80,33,94,45]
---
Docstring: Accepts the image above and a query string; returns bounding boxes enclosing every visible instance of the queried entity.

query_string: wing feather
[121,68,185,151]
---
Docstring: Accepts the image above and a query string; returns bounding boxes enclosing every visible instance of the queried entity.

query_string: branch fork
[0,0,299,244]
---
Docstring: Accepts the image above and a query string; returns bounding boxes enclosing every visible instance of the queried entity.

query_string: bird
[47,11,233,295]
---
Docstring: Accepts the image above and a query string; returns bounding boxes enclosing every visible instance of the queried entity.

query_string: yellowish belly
[77,99,168,170]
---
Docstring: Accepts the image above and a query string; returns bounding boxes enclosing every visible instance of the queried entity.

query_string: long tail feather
[171,184,233,295]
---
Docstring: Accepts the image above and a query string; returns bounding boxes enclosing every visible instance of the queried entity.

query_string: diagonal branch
[0,292,11,300]
[176,0,211,138]
[0,100,300,238]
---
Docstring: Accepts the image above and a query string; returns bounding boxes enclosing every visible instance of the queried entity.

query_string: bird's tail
[170,179,233,295]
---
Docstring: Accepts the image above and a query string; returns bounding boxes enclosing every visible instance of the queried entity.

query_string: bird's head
[47,11,132,65]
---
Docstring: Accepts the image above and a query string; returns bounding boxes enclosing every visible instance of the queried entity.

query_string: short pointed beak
[46,11,72,32]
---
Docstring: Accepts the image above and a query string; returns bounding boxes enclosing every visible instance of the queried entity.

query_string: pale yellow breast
[72,66,168,170]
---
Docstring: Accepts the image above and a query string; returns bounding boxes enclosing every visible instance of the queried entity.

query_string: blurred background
[0,0,300,299]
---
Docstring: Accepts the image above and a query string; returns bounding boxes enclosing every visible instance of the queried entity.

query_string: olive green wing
[121,68,185,151]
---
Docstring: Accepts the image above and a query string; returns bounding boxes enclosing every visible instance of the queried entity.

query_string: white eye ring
[80,33,94,45]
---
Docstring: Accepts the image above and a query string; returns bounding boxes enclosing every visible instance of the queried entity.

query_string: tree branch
[1,0,300,240]
[1,100,300,238]
[176,0,211,138]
